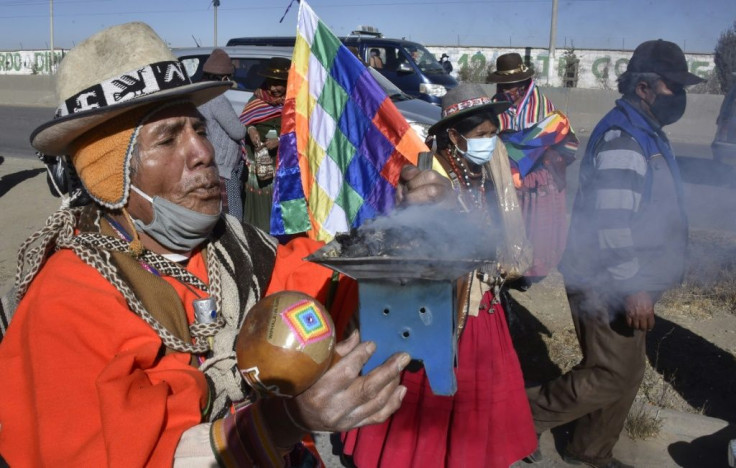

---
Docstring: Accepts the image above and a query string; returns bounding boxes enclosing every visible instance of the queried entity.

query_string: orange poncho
[0,237,354,467]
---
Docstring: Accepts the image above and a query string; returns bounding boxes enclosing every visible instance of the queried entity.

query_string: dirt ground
[2,157,736,417]
[2,155,736,466]
[505,229,736,435]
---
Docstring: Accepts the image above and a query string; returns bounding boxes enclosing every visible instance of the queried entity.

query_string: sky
[0,0,734,53]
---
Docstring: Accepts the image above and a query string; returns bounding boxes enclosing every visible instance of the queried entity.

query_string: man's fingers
[351,352,410,403]
[335,329,360,357]
[401,183,447,206]
[329,339,379,381]
[337,353,410,431]
[403,168,449,191]
[347,384,408,431]
[399,164,420,183]
[646,314,655,331]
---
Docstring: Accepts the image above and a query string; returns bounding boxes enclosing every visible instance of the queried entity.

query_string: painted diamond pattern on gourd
[281,299,332,346]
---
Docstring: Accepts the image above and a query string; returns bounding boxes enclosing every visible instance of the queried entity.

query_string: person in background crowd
[440,53,453,74]
[488,52,579,290]
[341,84,537,468]
[0,22,454,467]
[526,40,704,468]
[408,46,422,64]
[240,57,289,232]
[369,48,384,69]
[198,48,247,221]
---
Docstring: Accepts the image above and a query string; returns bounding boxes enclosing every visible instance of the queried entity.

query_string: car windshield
[403,44,444,73]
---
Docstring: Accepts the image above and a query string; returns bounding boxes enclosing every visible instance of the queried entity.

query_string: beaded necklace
[445,147,486,210]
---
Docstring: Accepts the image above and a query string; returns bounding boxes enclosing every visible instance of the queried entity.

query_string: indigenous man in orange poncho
[0,22,451,467]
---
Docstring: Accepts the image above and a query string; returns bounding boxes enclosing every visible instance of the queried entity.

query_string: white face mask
[458,134,497,165]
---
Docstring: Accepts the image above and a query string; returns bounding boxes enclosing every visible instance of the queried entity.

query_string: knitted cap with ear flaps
[29,22,231,208]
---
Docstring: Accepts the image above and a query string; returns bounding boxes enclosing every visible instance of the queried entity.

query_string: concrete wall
[0,75,723,145]
[0,50,64,75]
[1,46,714,90]
[427,46,715,90]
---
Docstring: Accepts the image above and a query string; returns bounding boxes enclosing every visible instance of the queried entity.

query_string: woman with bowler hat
[488,53,579,288]
[240,57,290,232]
[341,84,538,468]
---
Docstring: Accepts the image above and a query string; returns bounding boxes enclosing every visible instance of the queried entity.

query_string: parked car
[712,85,736,165]
[174,45,440,141]
[226,30,458,106]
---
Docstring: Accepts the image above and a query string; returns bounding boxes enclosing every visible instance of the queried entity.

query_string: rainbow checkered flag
[270,0,427,242]
[501,111,575,177]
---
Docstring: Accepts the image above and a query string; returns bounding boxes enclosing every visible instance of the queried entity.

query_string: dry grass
[540,328,581,374]
[514,229,736,428]
[625,399,663,440]
[660,230,736,317]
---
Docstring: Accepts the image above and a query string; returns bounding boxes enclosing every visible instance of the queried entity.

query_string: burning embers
[306,205,499,395]
[329,205,498,261]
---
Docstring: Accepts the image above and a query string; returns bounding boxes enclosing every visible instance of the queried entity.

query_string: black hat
[428,84,511,135]
[626,39,704,86]
[487,53,535,84]
[259,57,291,81]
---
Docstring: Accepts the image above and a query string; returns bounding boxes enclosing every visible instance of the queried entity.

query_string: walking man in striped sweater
[526,40,704,468]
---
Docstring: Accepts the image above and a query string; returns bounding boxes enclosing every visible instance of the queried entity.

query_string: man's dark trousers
[526,287,647,464]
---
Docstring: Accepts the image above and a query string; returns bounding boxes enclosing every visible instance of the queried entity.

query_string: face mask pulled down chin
[649,88,686,126]
[131,185,221,252]
[457,135,497,166]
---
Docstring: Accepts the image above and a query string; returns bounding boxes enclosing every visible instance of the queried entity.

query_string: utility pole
[50,0,55,66]
[549,0,558,58]
[213,0,220,47]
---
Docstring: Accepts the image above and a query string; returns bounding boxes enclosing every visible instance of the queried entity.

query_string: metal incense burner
[307,241,485,395]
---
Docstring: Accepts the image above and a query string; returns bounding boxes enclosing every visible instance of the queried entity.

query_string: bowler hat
[428,84,511,135]
[626,39,704,86]
[259,57,291,81]
[30,22,230,156]
[487,53,535,84]
[203,48,234,76]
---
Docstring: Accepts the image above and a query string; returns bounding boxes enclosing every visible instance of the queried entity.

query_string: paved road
[2,104,735,232]
[0,105,715,160]
[0,105,53,158]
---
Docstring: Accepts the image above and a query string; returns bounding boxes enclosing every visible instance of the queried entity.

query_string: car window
[180,57,203,82]
[178,54,270,92]
[366,47,386,70]
[232,58,269,91]
[402,44,444,73]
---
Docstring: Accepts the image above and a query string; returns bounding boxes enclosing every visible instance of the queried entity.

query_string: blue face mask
[458,135,497,165]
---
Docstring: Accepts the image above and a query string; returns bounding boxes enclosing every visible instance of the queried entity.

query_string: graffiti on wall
[0,50,66,75]
[427,46,714,89]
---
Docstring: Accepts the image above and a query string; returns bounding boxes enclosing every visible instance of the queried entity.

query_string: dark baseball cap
[627,39,705,86]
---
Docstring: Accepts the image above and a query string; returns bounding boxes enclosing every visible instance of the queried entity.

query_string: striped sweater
[560,99,687,295]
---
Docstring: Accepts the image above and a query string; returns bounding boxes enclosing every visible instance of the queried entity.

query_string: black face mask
[649,87,686,126]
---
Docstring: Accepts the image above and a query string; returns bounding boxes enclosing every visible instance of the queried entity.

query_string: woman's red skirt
[341,291,537,467]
